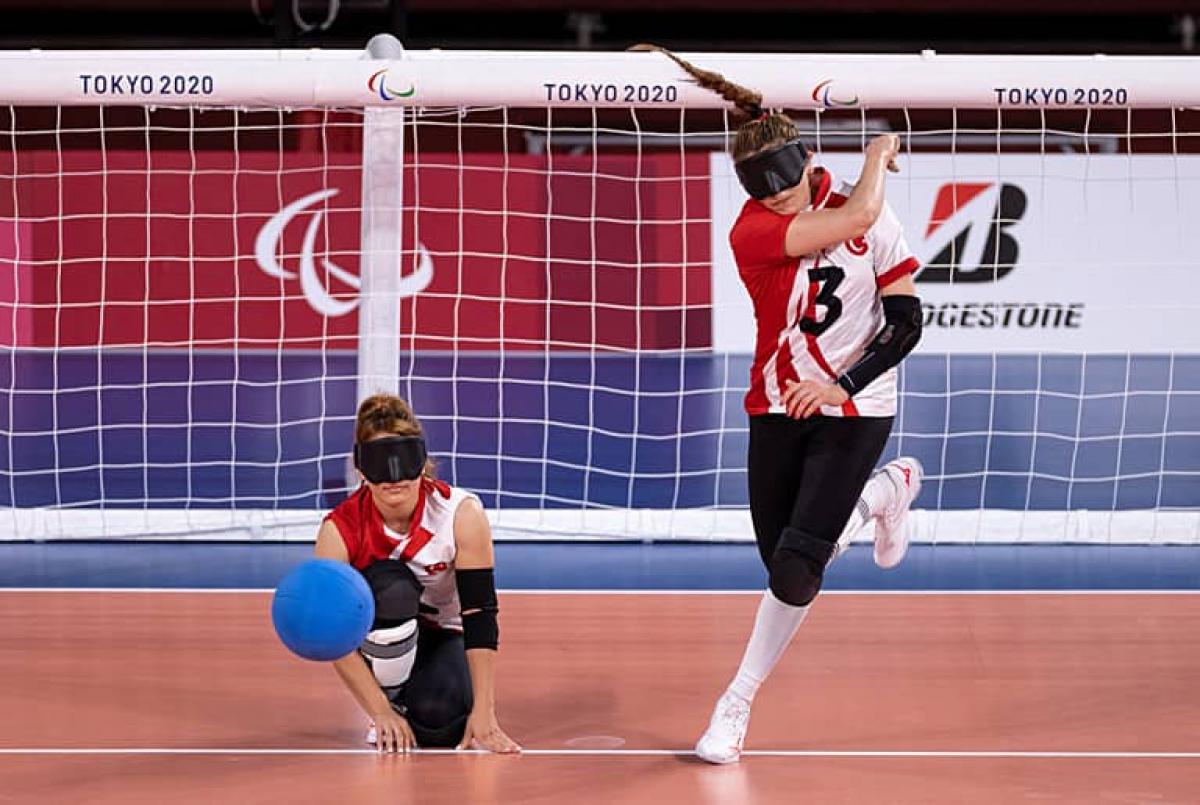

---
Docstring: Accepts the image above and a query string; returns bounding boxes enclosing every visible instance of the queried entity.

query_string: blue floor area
[1,542,1197,590]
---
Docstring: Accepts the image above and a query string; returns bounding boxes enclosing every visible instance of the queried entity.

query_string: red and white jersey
[325,478,478,631]
[729,168,919,418]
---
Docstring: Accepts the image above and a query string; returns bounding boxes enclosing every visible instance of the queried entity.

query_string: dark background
[0,0,1196,53]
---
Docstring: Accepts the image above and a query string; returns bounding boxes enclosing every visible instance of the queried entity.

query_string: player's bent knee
[768,560,822,607]
[361,559,423,628]
[768,526,837,607]
[405,696,468,733]
[408,710,469,748]
[360,620,418,691]
[359,560,423,692]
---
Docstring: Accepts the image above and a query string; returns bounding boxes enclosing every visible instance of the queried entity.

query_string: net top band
[1,49,1199,109]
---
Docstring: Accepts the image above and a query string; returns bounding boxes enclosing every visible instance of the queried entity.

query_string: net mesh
[1,103,1197,542]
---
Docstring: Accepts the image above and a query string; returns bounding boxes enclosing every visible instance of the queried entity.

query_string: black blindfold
[735,139,811,200]
[354,436,428,484]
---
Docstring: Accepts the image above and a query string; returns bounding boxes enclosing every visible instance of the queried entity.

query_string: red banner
[0,150,711,350]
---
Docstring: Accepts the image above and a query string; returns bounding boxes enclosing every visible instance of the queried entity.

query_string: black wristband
[462,609,499,651]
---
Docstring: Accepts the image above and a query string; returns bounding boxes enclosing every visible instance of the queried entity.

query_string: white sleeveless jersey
[381,485,477,631]
[730,169,920,418]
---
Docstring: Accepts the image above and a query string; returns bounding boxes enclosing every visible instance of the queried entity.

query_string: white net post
[352,107,406,479]
[353,36,410,496]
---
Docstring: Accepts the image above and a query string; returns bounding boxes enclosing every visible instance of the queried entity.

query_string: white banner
[711,153,1200,353]
[4,51,1200,108]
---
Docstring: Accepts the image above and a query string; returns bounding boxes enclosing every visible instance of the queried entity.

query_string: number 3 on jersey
[797,264,845,337]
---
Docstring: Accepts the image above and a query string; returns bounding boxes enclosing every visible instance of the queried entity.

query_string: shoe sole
[695,747,741,764]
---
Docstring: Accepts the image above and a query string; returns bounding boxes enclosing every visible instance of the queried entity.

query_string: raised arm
[784,134,900,258]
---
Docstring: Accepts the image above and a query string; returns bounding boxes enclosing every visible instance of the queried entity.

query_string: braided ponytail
[629,44,801,161]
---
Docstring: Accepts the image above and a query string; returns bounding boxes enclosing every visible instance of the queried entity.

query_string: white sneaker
[873,457,923,569]
[695,689,752,764]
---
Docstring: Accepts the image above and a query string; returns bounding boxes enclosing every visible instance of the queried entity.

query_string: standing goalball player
[635,46,925,763]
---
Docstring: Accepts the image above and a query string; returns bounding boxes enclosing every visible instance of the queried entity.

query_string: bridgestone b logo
[919,182,1025,283]
[917,182,1082,329]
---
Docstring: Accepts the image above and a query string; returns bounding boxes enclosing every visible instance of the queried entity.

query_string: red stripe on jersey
[398,478,450,561]
[401,525,435,561]
[325,478,454,569]
[876,256,920,289]
[801,273,838,380]
[811,169,834,209]
[841,399,860,417]
[742,249,803,415]
[774,334,800,391]
[824,191,847,210]
[326,486,400,569]
[806,332,837,379]
[396,482,448,556]
[744,381,770,414]
[397,479,450,560]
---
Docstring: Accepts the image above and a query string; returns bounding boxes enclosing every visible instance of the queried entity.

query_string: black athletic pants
[748,413,894,577]
[392,626,474,748]
[362,559,473,748]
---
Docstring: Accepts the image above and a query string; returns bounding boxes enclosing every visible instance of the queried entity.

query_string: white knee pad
[359,621,418,689]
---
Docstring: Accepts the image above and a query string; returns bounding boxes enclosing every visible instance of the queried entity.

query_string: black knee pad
[768,526,837,607]
[361,559,423,628]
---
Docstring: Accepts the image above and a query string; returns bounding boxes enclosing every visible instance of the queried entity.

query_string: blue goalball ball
[271,558,375,661]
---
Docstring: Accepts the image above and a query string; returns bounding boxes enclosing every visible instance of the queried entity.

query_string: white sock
[835,471,893,554]
[835,496,870,553]
[726,473,894,703]
[857,469,895,519]
[727,590,811,703]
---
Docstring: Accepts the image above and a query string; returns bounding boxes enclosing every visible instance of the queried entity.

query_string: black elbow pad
[836,296,922,397]
[456,568,499,651]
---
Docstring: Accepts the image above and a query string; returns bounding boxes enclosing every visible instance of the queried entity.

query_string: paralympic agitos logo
[255,189,434,317]
[367,68,415,101]
[811,79,859,108]
[916,182,1027,283]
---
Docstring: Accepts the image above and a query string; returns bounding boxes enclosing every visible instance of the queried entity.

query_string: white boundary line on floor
[0,588,1198,595]
[0,748,1196,759]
